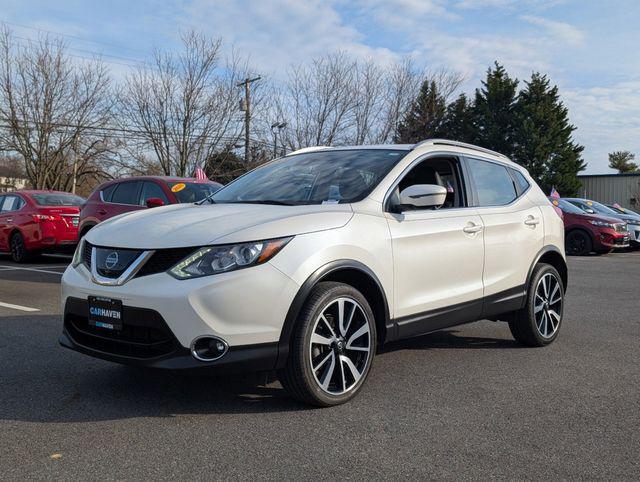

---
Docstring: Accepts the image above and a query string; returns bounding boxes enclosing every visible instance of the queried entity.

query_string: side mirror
[399,184,447,210]
[145,197,165,208]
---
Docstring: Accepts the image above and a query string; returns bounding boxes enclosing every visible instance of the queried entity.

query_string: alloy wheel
[534,273,563,338]
[309,297,371,395]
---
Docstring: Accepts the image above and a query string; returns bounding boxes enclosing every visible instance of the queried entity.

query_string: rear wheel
[565,230,592,256]
[509,263,564,347]
[279,282,377,406]
[10,232,35,263]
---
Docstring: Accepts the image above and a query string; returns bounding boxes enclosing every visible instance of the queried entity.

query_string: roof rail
[285,146,331,156]
[413,139,509,160]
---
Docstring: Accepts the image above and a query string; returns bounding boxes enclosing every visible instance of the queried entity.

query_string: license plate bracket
[88,296,123,331]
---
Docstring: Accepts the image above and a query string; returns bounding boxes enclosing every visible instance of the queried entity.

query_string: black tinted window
[468,159,517,206]
[140,182,169,205]
[167,182,220,203]
[30,193,84,206]
[511,169,530,194]
[111,182,140,205]
[101,184,117,202]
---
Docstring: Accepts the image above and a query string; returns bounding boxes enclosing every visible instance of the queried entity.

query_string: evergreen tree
[441,93,476,143]
[513,72,585,195]
[394,80,447,143]
[608,151,638,173]
[473,62,518,157]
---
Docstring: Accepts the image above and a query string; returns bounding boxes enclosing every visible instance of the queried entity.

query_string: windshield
[550,198,584,215]
[167,182,221,203]
[212,149,408,205]
[568,199,619,216]
[30,193,85,206]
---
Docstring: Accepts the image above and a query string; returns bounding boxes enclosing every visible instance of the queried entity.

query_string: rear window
[167,182,220,203]
[30,193,85,206]
[468,158,517,206]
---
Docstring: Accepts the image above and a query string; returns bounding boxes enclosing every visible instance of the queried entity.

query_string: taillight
[32,214,58,222]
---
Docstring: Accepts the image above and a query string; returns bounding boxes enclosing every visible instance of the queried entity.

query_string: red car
[79,176,222,238]
[551,198,630,255]
[0,190,85,262]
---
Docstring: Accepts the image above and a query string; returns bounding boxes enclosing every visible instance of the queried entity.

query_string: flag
[194,165,208,182]
[550,187,560,199]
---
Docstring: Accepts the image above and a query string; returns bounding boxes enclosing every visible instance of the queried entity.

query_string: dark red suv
[79,176,222,238]
[0,190,85,262]
[550,198,630,255]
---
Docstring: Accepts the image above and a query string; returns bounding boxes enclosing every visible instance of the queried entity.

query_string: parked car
[550,198,629,255]
[606,204,640,246]
[61,140,568,407]
[0,190,85,262]
[564,198,640,248]
[79,176,222,238]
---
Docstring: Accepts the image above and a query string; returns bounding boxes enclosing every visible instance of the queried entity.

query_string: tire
[10,232,34,263]
[509,263,564,347]
[279,282,377,407]
[565,230,592,256]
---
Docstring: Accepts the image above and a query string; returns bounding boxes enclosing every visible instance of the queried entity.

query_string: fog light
[190,336,228,362]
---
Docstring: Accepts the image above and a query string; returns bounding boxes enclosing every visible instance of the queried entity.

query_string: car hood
[85,202,354,249]
[581,213,627,225]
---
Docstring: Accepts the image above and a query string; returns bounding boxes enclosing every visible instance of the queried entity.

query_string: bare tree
[117,31,249,177]
[275,52,357,151]
[0,28,114,191]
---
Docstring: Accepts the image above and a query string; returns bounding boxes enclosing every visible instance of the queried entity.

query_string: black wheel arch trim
[275,259,391,369]
[526,245,568,296]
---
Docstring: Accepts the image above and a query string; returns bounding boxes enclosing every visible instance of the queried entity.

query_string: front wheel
[565,230,592,256]
[509,263,564,347]
[279,282,377,406]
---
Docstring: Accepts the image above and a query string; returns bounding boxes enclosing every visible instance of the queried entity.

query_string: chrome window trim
[90,247,155,286]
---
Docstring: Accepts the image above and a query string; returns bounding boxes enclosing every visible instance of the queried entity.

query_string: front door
[386,155,485,338]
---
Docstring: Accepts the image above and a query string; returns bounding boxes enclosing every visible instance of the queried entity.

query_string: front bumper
[628,225,640,246]
[60,261,300,370]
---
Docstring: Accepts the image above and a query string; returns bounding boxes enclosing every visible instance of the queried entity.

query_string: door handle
[5,218,12,223]
[524,216,540,226]
[98,209,107,215]
[463,223,483,234]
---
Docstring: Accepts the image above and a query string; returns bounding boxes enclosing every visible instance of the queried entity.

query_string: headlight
[169,237,292,279]
[626,220,640,227]
[589,220,614,228]
[72,238,85,268]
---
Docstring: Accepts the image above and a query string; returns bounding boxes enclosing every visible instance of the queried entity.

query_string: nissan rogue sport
[60,140,568,406]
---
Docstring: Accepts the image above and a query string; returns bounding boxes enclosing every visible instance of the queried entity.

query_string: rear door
[465,157,544,316]
[103,181,144,220]
[0,195,21,250]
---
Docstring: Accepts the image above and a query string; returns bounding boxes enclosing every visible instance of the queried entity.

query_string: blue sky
[1,0,639,173]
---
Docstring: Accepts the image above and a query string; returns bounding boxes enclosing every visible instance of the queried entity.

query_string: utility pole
[72,136,79,194]
[237,76,261,164]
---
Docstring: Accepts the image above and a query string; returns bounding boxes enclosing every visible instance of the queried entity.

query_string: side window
[510,169,530,195]
[110,182,140,205]
[139,181,169,205]
[468,158,517,206]
[396,157,465,209]
[1,195,18,212]
[0,196,5,212]
[101,184,117,202]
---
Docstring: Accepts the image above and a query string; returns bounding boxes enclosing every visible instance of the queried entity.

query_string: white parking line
[0,301,40,312]
[0,265,65,275]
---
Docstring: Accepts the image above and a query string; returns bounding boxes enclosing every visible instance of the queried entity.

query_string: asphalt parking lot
[1,252,639,480]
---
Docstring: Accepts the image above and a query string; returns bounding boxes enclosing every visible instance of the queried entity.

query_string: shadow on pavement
[0,314,517,424]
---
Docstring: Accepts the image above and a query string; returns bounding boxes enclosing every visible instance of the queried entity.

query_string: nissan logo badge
[105,252,119,270]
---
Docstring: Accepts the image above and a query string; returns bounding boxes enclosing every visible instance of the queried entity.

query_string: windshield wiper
[195,193,216,205]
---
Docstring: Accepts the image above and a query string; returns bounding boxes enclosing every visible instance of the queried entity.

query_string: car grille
[64,298,179,359]
[83,242,196,278]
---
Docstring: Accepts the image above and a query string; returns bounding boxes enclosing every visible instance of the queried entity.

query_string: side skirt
[389,285,526,342]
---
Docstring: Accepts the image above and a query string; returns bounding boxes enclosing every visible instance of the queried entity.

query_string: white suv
[61,139,567,406]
